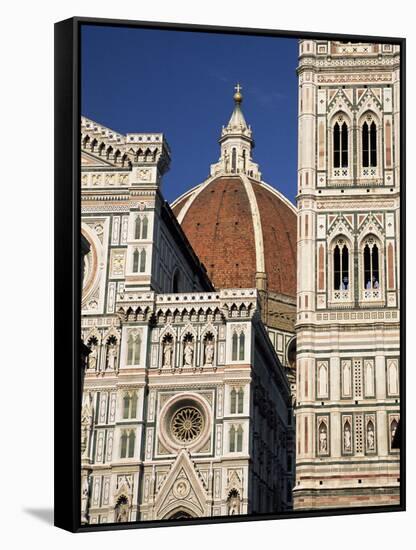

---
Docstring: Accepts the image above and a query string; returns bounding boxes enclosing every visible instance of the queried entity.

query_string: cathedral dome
[172,175,297,297]
[172,85,297,299]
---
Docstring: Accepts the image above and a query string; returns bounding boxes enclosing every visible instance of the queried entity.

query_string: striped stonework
[294,40,400,510]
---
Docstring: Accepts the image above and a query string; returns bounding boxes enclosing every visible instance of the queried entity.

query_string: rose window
[171,407,203,443]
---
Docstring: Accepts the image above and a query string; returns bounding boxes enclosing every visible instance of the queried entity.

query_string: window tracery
[360,112,379,177]
[230,387,245,414]
[229,424,243,452]
[331,237,352,302]
[171,406,203,443]
[127,331,141,365]
[120,429,135,458]
[332,114,349,177]
[134,215,149,240]
[122,392,138,419]
[132,248,146,273]
[231,330,245,361]
[362,235,381,300]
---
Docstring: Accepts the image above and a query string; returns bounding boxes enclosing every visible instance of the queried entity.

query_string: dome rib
[240,174,265,273]
[173,175,297,297]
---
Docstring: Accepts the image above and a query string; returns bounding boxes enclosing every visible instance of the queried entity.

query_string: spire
[210,84,261,180]
[227,83,248,130]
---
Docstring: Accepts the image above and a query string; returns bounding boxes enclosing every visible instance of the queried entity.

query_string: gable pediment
[153,449,208,519]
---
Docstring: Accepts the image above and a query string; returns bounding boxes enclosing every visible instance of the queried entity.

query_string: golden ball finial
[233,83,243,103]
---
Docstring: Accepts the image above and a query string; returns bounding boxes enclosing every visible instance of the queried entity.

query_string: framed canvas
[54,16,405,533]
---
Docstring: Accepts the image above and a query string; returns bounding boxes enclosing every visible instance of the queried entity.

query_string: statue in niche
[319,424,327,453]
[367,422,375,451]
[183,339,194,366]
[227,490,241,515]
[82,474,90,497]
[163,339,173,367]
[343,423,352,451]
[81,395,94,457]
[81,474,90,523]
[115,496,130,523]
[204,338,214,365]
[107,342,117,371]
[88,342,97,371]
[391,420,398,445]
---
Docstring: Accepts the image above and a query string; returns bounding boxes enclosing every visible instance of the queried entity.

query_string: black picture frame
[54,16,406,533]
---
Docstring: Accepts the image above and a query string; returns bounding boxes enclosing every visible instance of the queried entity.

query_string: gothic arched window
[127,334,134,364]
[229,426,236,452]
[232,332,238,361]
[131,393,138,418]
[229,425,243,452]
[135,217,141,240]
[139,249,146,272]
[127,332,141,365]
[333,122,340,167]
[128,430,135,458]
[141,216,148,239]
[333,239,349,291]
[133,249,139,272]
[120,432,128,458]
[230,388,237,413]
[362,119,377,168]
[363,237,380,290]
[237,388,244,413]
[236,426,243,452]
[232,148,237,173]
[122,392,138,419]
[123,394,131,419]
[242,149,246,172]
[333,120,349,168]
[239,332,245,361]
[231,388,244,413]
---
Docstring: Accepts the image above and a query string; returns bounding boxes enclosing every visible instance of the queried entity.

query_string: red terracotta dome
[172,175,297,297]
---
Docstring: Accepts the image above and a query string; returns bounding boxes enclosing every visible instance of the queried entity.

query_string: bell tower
[294,40,401,509]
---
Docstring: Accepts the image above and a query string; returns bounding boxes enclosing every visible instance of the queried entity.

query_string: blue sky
[81,25,299,204]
